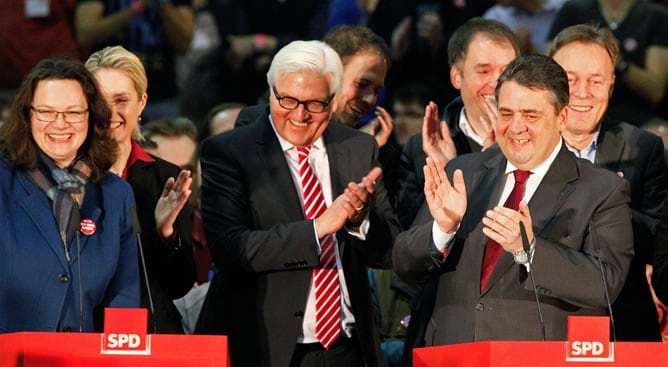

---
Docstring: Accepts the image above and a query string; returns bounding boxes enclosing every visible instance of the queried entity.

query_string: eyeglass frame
[30,106,89,124]
[271,86,335,114]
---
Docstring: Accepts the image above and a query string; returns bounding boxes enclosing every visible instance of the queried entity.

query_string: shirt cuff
[311,220,322,255]
[432,221,456,255]
[523,237,537,272]
[345,213,370,240]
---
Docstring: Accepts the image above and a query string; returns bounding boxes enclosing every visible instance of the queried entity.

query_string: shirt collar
[269,115,326,154]
[564,126,601,164]
[504,138,563,177]
[122,140,155,180]
[458,107,488,147]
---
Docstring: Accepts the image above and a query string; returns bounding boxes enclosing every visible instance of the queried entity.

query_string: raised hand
[155,169,192,240]
[480,96,498,151]
[422,101,457,166]
[423,157,466,233]
[315,167,383,237]
[372,106,393,148]
[359,106,394,148]
[391,16,413,61]
[416,10,443,53]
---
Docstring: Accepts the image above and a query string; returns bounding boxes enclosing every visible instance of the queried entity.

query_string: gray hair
[266,40,344,96]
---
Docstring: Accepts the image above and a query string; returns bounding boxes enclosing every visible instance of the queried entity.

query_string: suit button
[475,303,484,311]
[294,311,304,320]
[58,274,69,282]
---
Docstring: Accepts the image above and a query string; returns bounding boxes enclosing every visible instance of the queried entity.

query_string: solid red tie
[297,146,341,349]
[480,169,531,292]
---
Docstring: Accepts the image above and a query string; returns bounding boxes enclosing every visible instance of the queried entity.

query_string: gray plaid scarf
[27,151,92,259]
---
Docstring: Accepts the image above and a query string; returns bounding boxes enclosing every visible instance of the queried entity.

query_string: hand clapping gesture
[423,157,466,234]
[422,101,457,166]
[360,106,394,148]
[315,167,382,237]
[155,169,193,240]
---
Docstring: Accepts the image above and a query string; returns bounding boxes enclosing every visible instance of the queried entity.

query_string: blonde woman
[86,46,196,333]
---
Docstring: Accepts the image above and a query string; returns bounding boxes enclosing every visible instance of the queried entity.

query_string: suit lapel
[594,119,625,172]
[483,145,579,294]
[256,118,306,220]
[529,145,579,236]
[465,153,506,294]
[322,126,348,197]
[71,183,104,262]
[16,172,70,269]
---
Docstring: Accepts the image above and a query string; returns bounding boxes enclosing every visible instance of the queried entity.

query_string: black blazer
[195,115,401,366]
[596,117,667,340]
[127,156,196,333]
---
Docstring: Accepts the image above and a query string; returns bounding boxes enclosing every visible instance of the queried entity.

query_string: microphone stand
[589,221,617,342]
[131,204,157,334]
[520,221,546,341]
[72,204,84,333]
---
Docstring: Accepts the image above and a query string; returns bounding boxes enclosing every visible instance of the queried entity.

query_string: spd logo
[100,308,152,355]
[565,316,614,362]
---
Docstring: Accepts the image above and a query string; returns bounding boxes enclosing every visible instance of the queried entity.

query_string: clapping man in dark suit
[195,40,400,367]
[550,24,667,341]
[394,54,634,345]
[398,18,519,227]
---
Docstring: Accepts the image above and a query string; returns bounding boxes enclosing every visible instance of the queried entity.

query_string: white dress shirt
[269,118,357,342]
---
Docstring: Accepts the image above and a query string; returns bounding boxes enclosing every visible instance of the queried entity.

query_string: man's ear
[558,105,569,131]
[450,65,462,90]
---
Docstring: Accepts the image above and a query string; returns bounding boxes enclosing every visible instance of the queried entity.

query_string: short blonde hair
[85,45,147,141]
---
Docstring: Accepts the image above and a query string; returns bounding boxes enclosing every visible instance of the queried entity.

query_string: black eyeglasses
[30,106,88,123]
[272,86,335,114]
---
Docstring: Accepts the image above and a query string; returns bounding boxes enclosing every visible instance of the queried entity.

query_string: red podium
[0,309,229,367]
[413,316,668,367]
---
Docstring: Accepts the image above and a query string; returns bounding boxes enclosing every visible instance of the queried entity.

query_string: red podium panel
[413,341,668,367]
[413,316,668,367]
[0,332,229,367]
[0,308,229,367]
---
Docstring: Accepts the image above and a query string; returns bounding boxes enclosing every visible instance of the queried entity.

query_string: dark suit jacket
[234,103,268,129]
[127,156,196,333]
[594,117,667,340]
[393,144,634,344]
[195,115,401,366]
[653,194,668,305]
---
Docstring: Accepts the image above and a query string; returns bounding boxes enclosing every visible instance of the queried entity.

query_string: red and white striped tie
[297,146,341,349]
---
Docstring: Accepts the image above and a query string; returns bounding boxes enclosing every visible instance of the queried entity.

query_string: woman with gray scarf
[0,57,139,333]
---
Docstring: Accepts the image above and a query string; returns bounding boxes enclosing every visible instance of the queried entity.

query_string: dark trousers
[289,335,364,367]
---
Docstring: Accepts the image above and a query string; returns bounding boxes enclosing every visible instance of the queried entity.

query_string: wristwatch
[513,250,529,265]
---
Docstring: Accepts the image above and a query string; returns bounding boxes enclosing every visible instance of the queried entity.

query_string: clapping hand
[422,101,457,166]
[315,167,382,237]
[360,106,393,148]
[423,157,466,234]
[480,96,498,151]
[155,169,192,240]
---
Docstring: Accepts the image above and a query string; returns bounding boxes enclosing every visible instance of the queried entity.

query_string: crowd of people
[2,1,668,367]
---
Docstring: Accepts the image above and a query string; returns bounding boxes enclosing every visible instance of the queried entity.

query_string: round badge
[80,218,96,235]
